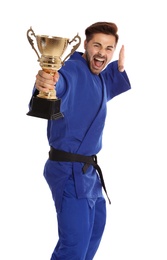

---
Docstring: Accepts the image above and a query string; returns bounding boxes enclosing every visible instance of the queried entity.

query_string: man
[30,22,131,259]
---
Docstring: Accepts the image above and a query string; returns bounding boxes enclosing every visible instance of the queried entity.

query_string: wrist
[118,65,124,72]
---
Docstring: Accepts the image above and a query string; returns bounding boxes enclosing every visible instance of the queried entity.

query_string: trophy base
[27,96,64,120]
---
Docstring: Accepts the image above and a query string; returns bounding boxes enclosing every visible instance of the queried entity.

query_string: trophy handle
[62,34,81,65]
[27,27,40,61]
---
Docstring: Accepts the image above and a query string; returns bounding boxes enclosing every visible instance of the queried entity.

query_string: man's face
[83,33,116,75]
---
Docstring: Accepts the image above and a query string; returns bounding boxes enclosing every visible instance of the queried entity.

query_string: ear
[84,40,87,50]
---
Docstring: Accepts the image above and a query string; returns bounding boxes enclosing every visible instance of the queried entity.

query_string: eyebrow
[93,42,114,48]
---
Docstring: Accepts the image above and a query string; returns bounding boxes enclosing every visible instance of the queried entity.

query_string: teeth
[95,58,104,61]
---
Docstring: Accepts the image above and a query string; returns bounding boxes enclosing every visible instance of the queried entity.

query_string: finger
[53,71,59,83]
[36,72,55,85]
[35,78,55,92]
[118,45,125,72]
[39,70,54,80]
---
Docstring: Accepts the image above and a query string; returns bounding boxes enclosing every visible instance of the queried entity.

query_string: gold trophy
[26,27,81,120]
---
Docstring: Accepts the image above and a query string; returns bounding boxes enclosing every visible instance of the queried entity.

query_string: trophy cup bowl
[26,27,81,120]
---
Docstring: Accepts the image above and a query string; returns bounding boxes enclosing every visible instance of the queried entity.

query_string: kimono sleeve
[102,60,131,101]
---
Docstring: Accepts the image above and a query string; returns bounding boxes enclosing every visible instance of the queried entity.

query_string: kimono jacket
[36,51,131,212]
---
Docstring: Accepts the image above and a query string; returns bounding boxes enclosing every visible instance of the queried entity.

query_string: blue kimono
[44,52,131,209]
[37,51,131,259]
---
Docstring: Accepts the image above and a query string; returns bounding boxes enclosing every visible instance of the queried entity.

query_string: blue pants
[49,176,106,260]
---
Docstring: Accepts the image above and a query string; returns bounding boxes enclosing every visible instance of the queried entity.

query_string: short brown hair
[85,22,119,44]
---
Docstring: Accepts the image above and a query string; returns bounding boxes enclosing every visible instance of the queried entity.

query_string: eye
[107,47,114,51]
[94,43,100,48]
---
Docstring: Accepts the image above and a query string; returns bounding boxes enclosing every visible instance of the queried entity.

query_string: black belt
[49,147,111,204]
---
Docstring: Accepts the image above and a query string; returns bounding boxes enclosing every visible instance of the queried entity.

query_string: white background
[0,0,167,259]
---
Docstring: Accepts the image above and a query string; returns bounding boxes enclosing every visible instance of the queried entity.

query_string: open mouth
[93,57,105,68]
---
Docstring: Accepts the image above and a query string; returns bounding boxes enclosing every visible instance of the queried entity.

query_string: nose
[98,48,105,56]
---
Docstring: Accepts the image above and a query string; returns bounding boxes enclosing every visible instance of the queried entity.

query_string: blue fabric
[50,175,106,260]
[44,52,131,213]
[33,51,131,259]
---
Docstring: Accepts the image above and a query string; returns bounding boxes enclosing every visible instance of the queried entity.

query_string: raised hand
[118,45,125,72]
